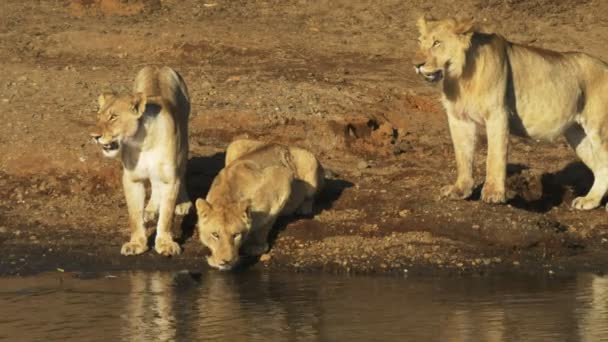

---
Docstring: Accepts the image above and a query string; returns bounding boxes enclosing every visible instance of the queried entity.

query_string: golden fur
[195,139,324,270]
[414,17,608,210]
[90,66,191,256]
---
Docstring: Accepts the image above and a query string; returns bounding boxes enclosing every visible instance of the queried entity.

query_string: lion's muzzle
[414,63,443,83]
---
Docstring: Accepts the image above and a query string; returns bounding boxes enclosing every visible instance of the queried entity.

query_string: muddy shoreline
[2,0,608,277]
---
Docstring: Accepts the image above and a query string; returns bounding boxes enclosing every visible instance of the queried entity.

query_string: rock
[0,226,7,234]
[357,160,369,169]
[398,209,411,218]
[392,141,412,155]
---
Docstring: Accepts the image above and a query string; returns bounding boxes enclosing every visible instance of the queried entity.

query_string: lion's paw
[121,241,148,256]
[439,184,473,200]
[481,185,506,204]
[175,201,192,216]
[571,196,600,211]
[155,237,182,256]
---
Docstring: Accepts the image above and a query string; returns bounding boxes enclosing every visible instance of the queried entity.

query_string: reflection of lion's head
[413,17,475,82]
[90,92,147,158]
[195,198,252,270]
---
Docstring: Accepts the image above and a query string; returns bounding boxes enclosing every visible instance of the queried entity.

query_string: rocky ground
[1,0,608,276]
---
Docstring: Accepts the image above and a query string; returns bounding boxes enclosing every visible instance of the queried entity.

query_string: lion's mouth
[102,141,119,152]
[421,70,443,83]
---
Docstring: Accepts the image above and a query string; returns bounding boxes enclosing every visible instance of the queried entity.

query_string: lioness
[195,140,324,270]
[414,17,608,210]
[90,66,191,256]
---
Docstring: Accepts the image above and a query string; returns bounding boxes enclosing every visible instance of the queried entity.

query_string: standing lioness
[90,66,191,256]
[414,17,608,211]
[196,140,324,270]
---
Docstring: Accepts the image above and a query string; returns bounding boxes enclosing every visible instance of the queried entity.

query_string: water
[0,271,607,342]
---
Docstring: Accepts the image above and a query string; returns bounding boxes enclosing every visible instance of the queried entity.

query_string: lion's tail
[133,65,190,119]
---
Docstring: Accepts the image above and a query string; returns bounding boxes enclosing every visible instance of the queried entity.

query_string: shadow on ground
[470,162,597,213]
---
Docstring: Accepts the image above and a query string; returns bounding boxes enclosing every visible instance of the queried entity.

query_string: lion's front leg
[121,173,149,256]
[481,110,509,204]
[441,113,477,200]
[154,180,182,256]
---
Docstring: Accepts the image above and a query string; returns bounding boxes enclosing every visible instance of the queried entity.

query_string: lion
[195,140,324,270]
[414,17,608,211]
[90,66,191,256]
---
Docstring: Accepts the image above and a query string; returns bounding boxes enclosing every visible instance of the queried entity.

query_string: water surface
[0,271,607,341]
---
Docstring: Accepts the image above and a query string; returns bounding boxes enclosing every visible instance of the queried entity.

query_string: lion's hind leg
[565,119,608,211]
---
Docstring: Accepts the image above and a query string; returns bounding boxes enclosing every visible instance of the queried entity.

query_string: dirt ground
[1,0,608,276]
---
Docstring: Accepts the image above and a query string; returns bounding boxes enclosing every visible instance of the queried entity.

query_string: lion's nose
[414,62,425,69]
[90,132,101,142]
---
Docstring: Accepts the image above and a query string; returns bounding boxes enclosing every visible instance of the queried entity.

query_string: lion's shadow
[469,162,602,213]
[176,152,227,245]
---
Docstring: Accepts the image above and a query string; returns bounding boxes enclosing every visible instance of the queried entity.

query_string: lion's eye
[233,233,242,241]
[432,40,441,48]
[211,232,220,240]
[108,113,118,122]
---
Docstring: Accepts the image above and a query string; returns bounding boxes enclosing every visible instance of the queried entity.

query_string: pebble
[0,226,7,234]
[356,160,369,169]
[398,209,410,218]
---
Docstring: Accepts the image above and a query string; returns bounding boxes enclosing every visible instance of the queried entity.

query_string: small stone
[513,261,520,266]
[456,262,464,267]
[357,160,369,169]
[0,226,7,234]
[29,235,37,240]
[398,209,410,218]
[493,257,502,263]
[472,224,480,230]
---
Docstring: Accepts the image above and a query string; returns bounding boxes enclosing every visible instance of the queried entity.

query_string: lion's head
[195,198,252,270]
[414,17,475,82]
[90,92,147,158]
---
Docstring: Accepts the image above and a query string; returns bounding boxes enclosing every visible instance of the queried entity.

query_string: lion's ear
[97,92,115,109]
[416,16,428,33]
[237,200,252,223]
[453,17,475,35]
[195,198,212,219]
[131,92,147,117]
